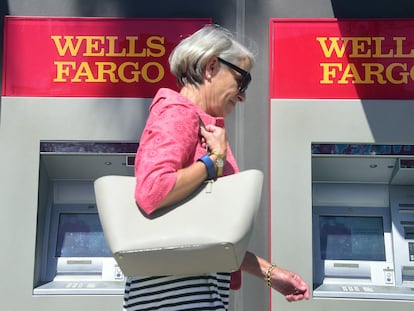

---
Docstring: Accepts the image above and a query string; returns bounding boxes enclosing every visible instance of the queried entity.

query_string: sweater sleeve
[134,101,200,215]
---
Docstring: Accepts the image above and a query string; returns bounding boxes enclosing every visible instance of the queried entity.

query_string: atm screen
[56,213,111,257]
[319,216,386,261]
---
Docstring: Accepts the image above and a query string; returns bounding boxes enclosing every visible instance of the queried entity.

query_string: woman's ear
[204,56,220,80]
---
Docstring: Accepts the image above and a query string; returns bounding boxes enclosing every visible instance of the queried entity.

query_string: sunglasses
[217,57,252,93]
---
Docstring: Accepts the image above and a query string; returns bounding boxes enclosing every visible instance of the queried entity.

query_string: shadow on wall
[331,0,414,18]
[331,0,414,143]
[0,0,10,122]
[0,0,9,65]
[73,0,233,24]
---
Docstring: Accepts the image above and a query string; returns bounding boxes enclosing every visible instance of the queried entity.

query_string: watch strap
[197,154,217,180]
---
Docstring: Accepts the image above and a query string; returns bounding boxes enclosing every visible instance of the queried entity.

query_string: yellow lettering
[72,62,100,82]
[372,37,394,58]
[53,35,168,58]
[319,62,414,85]
[361,63,386,84]
[338,63,363,84]
[146,36,165,57]
[95,62,119,82]
[106,36,127,57]
[410,66,414,82]
[118,62,140,82]
[316,37,349,58]
[385,63,408,84]
[54,61,166,84]
[141,62,164,83]
[82,36,105,56]
[320,63,342,84]
[51,36,84,56]
[348,37,371,58]
[53,61,76,81]
[125,36,146,57]
[394,37,414,57]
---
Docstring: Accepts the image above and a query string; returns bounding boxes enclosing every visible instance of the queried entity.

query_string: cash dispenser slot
[402,266,414,283]
[324,262,371,279]
[56,258,102,275]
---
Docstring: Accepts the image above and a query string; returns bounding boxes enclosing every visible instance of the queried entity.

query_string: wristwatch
[210,151,224,177]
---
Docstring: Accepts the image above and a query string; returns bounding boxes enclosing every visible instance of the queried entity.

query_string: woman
[124,24,309,310]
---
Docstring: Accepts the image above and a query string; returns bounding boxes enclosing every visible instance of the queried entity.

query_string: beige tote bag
[94,169,263,276]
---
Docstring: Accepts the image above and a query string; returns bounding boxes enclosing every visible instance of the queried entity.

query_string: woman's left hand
[268,266,310,302]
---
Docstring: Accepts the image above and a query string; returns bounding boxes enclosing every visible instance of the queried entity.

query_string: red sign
[270,18,414,99]
[2,17,211,97]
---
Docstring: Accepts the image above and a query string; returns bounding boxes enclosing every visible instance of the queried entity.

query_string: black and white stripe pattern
[124,273,230,310]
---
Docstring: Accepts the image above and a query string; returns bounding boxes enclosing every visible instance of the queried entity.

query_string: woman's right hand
[200,124,228,159]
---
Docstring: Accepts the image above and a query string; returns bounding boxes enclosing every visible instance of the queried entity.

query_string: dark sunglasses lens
[239,73,251,93]
[217,57,251,93]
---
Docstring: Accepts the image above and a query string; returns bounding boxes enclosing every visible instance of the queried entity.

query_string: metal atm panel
[389,186,414,288]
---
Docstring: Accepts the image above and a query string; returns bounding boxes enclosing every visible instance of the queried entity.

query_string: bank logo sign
[2,17,210,97]
[270,18,414,99]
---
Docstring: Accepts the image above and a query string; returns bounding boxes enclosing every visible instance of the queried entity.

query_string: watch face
[217,158,224,167]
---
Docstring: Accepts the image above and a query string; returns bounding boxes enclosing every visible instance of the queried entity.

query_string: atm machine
[33,141,137,295]
[312,144,414,300]
[269,18,414,311]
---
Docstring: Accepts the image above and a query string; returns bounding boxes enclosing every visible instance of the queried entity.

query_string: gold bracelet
[265,264,277,288]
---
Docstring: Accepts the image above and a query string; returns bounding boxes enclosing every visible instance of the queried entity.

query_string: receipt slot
[312,144,414,300]
[33,141,137,295]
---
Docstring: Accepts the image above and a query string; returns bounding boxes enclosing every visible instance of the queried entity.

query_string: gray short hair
[169,24,255,87]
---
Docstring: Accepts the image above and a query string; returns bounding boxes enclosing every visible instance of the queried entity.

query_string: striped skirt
[124,273,231,311]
